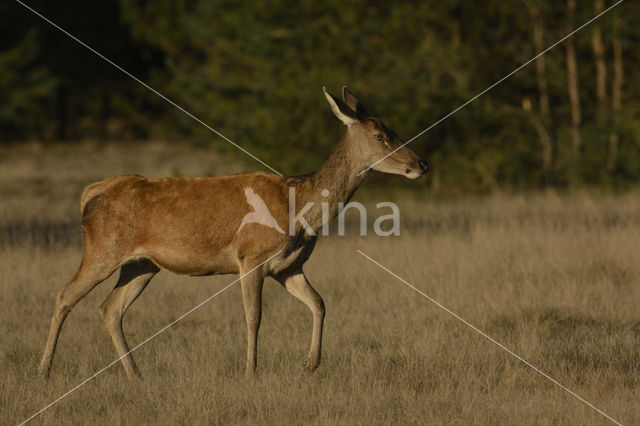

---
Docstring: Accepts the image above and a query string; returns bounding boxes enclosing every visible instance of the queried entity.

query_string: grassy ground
[1,142,639,425]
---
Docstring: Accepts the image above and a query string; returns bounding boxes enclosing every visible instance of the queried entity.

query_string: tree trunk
[532,6,554,185]
[529,113,553,185]
[607,12,623,172]
[592,0,607,116]
[566,0,582,152]
[56,83,68,141]
[99,94,111,142]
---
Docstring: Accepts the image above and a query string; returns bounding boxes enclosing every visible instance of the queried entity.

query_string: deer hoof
[302,360,320,373]
[35,368,50,381]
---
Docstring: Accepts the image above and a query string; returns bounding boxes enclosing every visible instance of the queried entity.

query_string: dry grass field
[1,142,639,425]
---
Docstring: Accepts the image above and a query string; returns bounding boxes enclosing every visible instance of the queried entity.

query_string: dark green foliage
[2,0,639,190]
[0,30,57,139]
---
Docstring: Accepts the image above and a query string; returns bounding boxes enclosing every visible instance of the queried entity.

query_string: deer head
[323,86,430,179]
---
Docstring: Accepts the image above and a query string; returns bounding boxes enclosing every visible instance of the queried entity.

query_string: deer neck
[291,134,369,233]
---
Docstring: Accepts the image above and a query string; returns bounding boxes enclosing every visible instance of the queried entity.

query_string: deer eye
[374,134,383,141]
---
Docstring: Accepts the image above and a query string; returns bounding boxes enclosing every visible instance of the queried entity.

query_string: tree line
[1,1,638,191]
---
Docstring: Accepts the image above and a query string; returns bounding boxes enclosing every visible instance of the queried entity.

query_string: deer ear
[323,87,358,126]
[342,86,371,117]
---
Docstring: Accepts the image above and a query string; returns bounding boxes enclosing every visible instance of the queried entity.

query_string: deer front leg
[240,265,265,377]
[277,269,325,372]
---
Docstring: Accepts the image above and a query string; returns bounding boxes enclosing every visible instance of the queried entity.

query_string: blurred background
[1,0,639,192]
[3,4,640,424]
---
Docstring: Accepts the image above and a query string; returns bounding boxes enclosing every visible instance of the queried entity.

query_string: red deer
[37,87,429,379]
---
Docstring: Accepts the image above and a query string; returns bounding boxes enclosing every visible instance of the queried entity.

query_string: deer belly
[139,241,238,276]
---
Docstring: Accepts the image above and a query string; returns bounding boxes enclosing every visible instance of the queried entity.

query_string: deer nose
[419,159,430,173]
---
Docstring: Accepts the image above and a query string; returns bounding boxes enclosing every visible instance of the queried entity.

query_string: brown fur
[37,87,428,379]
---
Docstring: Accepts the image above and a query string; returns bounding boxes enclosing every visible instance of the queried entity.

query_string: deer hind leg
[239,262,265,377]
[37,252,120,379]
[276,269,325,372]
[98,259,159,380]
